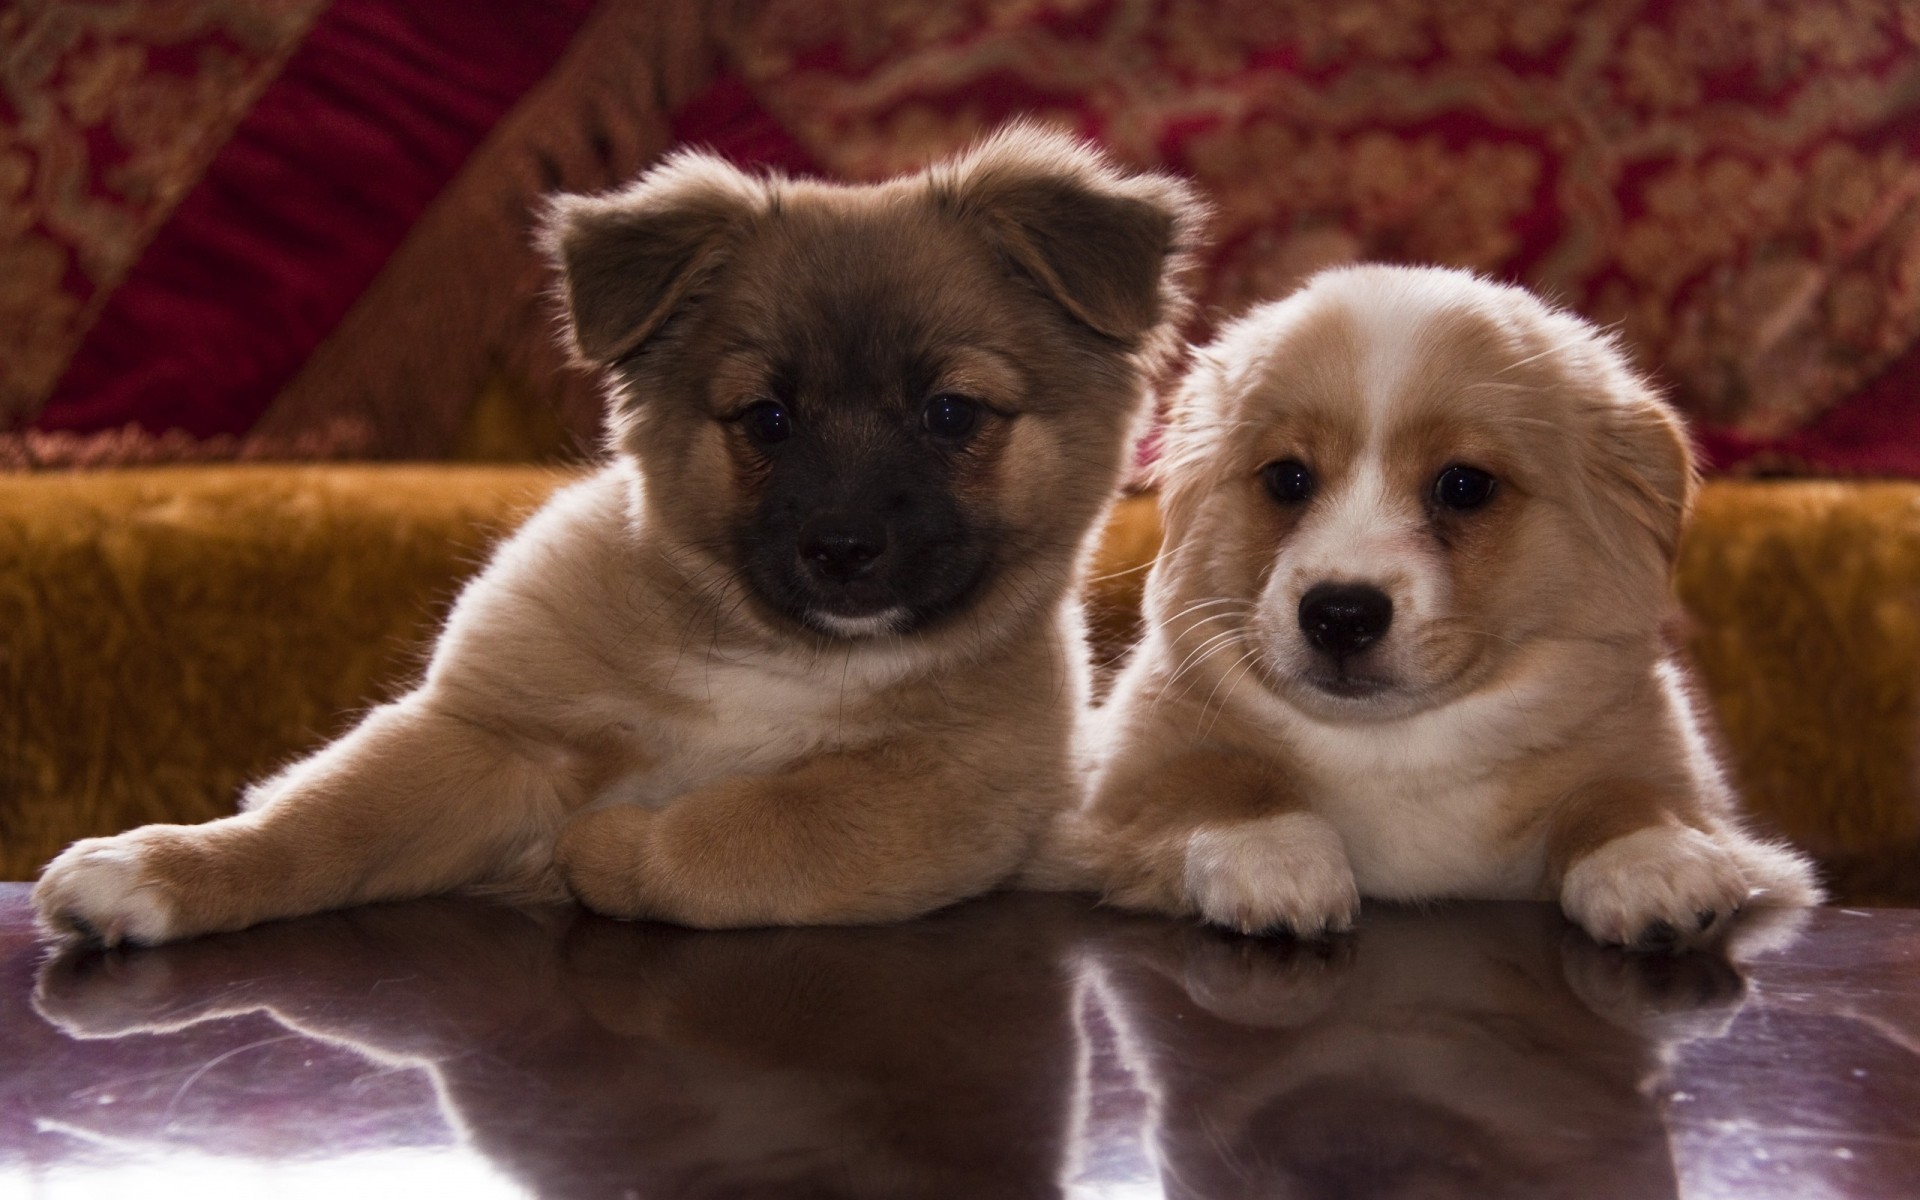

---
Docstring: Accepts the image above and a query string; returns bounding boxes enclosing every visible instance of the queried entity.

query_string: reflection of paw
[34,834,179,947]
[1179,926,1354,1028]
[1561,826,1748,952]
[33,943,188,1040]
[1561,931,1746,1042]
[1183,813,1359,938]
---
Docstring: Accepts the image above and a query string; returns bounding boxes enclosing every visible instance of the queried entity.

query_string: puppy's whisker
[1083,546,1172,586]
[1146,606,1253,660]
[1163,626,1250,689]
[1148,619,1247,668]
[1151,597,1252,635]
[1158,636,1253,726]
[1194,648,1260,742]
[1153,633,1255,724]
[1162,596,1249,618]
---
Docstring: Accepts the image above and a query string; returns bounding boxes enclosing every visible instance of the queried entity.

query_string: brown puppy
[33,126,1202,945]
[1037,265,1819,950]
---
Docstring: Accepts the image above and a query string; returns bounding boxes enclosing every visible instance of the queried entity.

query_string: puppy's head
[1156,266,1693,723]
[542,126,1202,651]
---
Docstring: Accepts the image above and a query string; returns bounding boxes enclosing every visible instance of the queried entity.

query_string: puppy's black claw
[61,912,104,947]
[1635,920,1681,953]
[1696,909,1718,931]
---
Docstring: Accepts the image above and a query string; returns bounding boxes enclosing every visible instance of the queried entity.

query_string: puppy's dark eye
[923,393,979,440]
[742,400,791,447]
[1262,459,1315,504]
[1434,464,1496,511]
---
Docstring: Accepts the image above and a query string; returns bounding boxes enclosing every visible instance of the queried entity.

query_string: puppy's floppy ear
[1595,387,1698,565]
[932,123,1206,347]
[540,152,765,364]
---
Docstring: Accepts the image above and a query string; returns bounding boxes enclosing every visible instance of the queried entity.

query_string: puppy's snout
[799,514,888,583]
[1298,583,1393,657]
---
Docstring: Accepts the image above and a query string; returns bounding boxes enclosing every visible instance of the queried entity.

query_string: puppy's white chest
[1260,676,1566,901]
[1290,710,1543,898]
[599,660,850,810]
[1315,773,1530,900]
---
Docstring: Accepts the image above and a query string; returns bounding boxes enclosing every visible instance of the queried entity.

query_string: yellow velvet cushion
[1679,482,1920,905]
[2,467,566,882]
[4,469,1916,905]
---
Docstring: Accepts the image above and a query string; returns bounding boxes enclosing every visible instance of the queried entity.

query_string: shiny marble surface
[2,884,1916,1198]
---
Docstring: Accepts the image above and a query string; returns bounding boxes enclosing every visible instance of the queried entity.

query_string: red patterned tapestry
[7,0,1920,475]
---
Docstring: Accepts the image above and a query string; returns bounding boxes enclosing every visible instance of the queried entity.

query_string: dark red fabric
[670,75,822,177]
[1701,349,1920,477]
[34,0,597,439]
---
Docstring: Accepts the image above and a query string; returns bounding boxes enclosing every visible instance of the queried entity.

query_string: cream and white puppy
[1038,265,1820,950]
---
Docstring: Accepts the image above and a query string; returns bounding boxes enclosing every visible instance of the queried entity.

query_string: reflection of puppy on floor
[1038,266,1820,950]
[1082,904,1752,1200]
[35,126,1202,945]
[35,895,1088,1198]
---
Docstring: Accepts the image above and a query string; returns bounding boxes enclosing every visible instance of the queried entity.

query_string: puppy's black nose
[1298,583,1393,657]
[800,515,887,582]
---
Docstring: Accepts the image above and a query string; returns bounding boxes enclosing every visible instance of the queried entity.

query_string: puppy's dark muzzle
[799,513,888,584]
[1299,583,1393,658]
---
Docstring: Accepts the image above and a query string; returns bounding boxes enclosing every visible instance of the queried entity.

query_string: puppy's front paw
[1183,813,1359,938]
[1561,825,1749,952]
[554,806,657,919]
[34,834,179,947]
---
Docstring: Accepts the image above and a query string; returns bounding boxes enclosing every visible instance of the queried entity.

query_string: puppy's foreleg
[1050,747,1359,938]
[33,697,572,945]
[554,748,1040,927]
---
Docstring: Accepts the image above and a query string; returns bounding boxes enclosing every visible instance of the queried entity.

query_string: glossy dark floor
[3,885,1917,1198]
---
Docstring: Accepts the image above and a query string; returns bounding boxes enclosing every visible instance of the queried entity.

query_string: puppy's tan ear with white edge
[932,122,1206,350]
[1597,386,1698,566]
[540,153,765,365]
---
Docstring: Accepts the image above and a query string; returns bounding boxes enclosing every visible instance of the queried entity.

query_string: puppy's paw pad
[1184,814,1359,939]
[33,839,177,947]
[1562,826,1748,952]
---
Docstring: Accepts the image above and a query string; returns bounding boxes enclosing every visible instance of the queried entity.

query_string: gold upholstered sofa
[4,467,1918,908]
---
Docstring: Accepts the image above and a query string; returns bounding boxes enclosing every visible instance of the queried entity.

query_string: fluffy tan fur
[1036,265,1820,950]
[32,126,1202,945]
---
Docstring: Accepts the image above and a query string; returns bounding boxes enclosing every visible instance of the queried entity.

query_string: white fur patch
[809,608,909,639]
[595,652,853,811]
[33,837,176,946]
[1560,825,1750,946]
[1183,812,1359,934]
[1268,452,1439,627]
